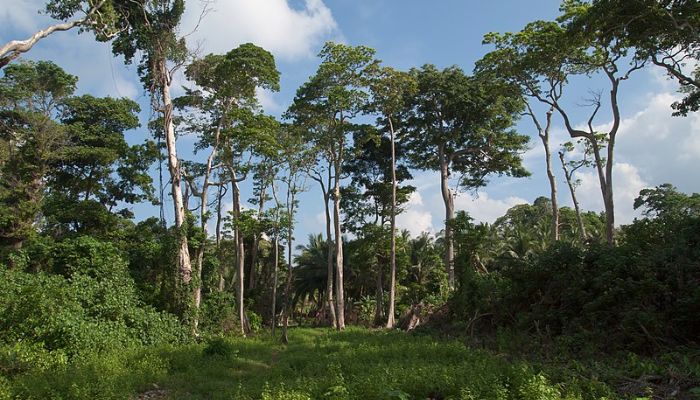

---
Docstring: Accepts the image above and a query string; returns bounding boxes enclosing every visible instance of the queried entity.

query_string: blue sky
[3,0,699,247]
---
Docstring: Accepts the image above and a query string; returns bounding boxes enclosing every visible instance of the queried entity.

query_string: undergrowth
[5,327,690,400]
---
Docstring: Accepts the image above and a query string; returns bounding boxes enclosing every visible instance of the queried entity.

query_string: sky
[2,0,699,247]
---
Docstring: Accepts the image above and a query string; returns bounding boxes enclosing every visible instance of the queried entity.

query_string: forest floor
[8,327,699,399]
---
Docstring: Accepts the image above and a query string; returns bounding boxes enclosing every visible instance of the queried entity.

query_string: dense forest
[1,0,699,399]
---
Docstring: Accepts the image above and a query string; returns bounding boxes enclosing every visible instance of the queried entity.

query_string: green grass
[2,327,669,399]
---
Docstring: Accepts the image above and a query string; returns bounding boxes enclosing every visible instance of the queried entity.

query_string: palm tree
[293,234,331,316]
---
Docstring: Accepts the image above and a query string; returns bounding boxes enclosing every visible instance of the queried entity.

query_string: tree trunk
[589,139,614,244]
[540,110,559,242]
[559,151,587,242]
[271,232,279,337]
[271,183,281,337]
[232,178,247,336]
[386,119,397,328]
[215,185,226,291]
[333,163,346,330]
[374,255,384,325]
[281,184,296,343]
[159,59,193,321]
[324,194,338,328]
[439,151,455,290]
[250,184,267,291]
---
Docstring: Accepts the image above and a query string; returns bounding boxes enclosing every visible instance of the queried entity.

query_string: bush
[203,336,237,358]
[450,214,700,352]
[199,291,237,334]
[0,237,186,362]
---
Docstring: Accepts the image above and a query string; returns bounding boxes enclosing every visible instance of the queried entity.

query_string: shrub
[0,237,186,361]
[449,214,700,351]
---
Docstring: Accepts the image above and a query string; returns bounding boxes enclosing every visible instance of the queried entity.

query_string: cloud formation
[574,162,648,224]
[182,0,340,61]
[396,192,434,236]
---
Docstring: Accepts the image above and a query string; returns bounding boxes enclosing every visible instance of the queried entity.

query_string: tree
[0,61,75,250]
[44,95,157,237]
[287,42,378,330]
[111,0,194,324]
[367,67,417,328]
[571,0,700,115]
[223,110,279,336]
[401,65,530,289]
[558,2,645,244]
[305,154,337,328]
[341,131,415,327]
[0,0,130,68]
[276,124,311,343]
[477,20,574,243]
[481,4,645,245]
[558,140,595,242]
[177,43,280,331]
[634,183,700,220]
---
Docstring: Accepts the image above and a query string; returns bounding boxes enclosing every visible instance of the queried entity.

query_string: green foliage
[450,201,700,351]
[199,291,237,335]
[0,237,186,363]
[2,328,623,399]
[203,336,238,358]
[401,64,530,185]
[567,0,700,115]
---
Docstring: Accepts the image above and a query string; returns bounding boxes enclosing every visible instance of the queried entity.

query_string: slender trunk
[386,118,397,328]
[281,183,296,343]
[374,255,383,325]
[271,183,281,337]
[271,232,279,337]
[232,178,247,336]
[323,180,337,328]
[589,138,613,244]
[559,151,587,242]
[250,185,266,291]
[439,150,455,290]
[540,110,559,242]
[215,185,226,291]
[333,161,346,330]
[159,59,192,321]
[604,77,619,245]
[281,233,292,344]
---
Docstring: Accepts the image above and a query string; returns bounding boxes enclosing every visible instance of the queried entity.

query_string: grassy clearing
[3,327,632,400]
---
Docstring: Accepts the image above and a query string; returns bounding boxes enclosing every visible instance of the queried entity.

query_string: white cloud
[0,0,47,34]
[182,0,340,61]
[574,162,648,225]
[613,91,700,192]
[454,192,528,224]
[396,192,433,236]
[256,87,282,113]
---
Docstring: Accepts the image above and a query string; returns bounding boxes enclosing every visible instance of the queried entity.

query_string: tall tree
[177,43,280,331]
[277,124,310,343]
[341,131,415,327]
[368,66,417,328]
[477,21,573,243]
[222,110,279,336]
[401,65,530,289]
[287,42,378,330]
[0,61,75,250]
[111,0,194,323]
[306,156,337,328]
[44,94,157,237]
[481,4,645,244]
